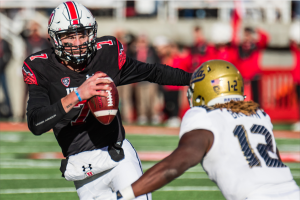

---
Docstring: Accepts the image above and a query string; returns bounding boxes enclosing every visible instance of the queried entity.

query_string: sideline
[0,122,299,138]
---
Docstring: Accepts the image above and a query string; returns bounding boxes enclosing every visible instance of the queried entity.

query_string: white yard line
[0,188,76,194]
[0,174,209,180]
[177,174,209,179]
[0,186,220,194]
[0,147,60,153]
[143,163,205,172]
[277,145,300,152]
[1,173,298,180]
[286,163,300,169]
[159,186,219,191]
[0,133,55,142]
[0,174,62,180]
[0,160,60,168]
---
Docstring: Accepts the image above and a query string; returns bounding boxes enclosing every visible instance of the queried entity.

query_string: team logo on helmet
[213,86,221,94]
[191,66,205,83]
[61,77,70,87]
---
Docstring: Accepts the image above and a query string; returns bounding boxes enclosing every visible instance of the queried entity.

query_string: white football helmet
[48,1,97,64]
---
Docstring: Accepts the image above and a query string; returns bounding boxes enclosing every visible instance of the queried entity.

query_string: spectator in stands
[21,21,51,121]
[293,1,300,19]
[23,21,51,56]
[153,36,191,127]
[190,26,214,72]
[289,22,300,131]
[209,23,236,64]
[127,34,162,125]
[0,35,13,118]
[114,29,135,124]
[234,27,269,104]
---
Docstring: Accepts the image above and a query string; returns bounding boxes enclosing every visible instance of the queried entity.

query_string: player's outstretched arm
[118,57,192,86]
[131,129,213,198]
[97,129,213,200]
[61,72,112,113]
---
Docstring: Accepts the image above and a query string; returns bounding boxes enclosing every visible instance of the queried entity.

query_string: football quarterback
[97,60,300,200]
[23,1,192,200]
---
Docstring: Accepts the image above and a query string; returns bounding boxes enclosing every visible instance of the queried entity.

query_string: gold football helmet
[187,60,244,107]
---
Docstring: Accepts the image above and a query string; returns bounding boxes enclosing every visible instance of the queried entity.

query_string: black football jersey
[23,36,191,157]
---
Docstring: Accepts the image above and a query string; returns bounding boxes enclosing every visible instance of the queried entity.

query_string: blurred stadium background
[0,0,299,200]
[0,0,300,128]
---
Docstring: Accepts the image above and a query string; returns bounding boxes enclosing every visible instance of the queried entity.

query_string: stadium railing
[259,69,299,122]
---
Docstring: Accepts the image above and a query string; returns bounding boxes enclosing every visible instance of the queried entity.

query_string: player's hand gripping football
[77,72,112,100]
[61,72,112,113]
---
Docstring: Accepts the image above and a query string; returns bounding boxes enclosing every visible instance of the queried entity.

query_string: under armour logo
[82,164,92,172]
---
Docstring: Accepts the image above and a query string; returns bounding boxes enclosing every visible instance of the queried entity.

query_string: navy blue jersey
[23,36,191,157]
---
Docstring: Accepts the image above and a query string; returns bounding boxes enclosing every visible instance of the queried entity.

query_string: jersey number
[233,124,286,168]
[30,53,48,61]
[97,40,113,50]
[71,101,90,126]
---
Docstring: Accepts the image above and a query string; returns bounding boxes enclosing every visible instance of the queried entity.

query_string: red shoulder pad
[116,39,126,70]
[22,62,38,85]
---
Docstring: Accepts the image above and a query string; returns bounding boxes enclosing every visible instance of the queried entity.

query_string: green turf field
[0,131,299,200]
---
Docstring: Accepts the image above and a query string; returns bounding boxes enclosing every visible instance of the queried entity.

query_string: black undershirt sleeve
[27,84,66,135]
[118,56,192,86]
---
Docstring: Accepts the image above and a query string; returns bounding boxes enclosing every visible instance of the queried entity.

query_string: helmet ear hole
[195,96,201,103]
[195,96,205,105]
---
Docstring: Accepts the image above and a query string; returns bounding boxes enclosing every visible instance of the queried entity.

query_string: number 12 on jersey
[233,124,286,168]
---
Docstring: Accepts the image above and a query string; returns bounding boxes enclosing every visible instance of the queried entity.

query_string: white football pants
[74,139,152,200]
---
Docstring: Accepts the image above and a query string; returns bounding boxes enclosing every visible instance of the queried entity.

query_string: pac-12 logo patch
[61,77,70,87]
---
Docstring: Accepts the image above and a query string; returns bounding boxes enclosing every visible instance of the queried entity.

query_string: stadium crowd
[0,4,300,131]
[111,22,300,130]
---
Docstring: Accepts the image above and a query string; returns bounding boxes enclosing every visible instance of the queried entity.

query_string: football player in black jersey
[22,1,192,200]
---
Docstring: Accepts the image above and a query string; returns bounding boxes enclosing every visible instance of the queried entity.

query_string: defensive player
[101,60,300,200]
[22,1,191,200]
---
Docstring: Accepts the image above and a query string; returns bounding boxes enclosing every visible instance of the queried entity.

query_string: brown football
[87,72,119,125]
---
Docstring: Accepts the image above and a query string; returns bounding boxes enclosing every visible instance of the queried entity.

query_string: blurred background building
[0,0,299,130]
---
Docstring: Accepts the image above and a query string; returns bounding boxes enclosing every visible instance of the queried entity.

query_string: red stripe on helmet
[48,12,54,26]
[65,1,79,25]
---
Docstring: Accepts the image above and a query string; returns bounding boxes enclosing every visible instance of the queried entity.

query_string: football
[87,72,119,125]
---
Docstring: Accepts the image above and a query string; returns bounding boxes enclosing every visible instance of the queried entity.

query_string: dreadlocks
[214,100,260,116]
